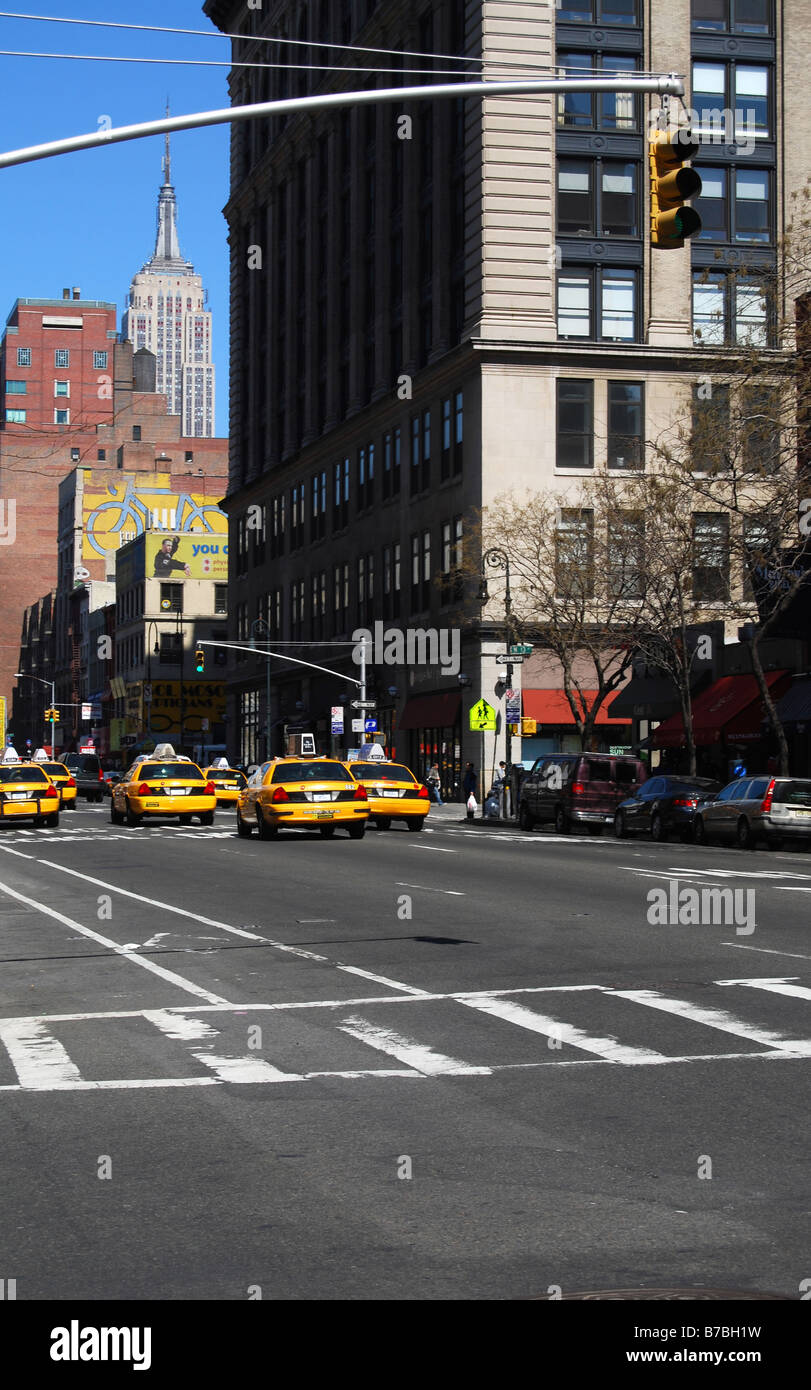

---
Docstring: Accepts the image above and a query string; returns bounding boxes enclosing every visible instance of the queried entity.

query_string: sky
[0,3,232,431]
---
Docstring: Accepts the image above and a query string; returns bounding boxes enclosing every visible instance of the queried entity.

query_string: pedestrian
[462,761,478,820]
[426,762,443,804]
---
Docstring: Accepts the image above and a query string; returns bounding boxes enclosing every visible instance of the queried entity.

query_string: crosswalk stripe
[455,994,668,1063]
[717,977,811,1002]
[143,1010,303,1082]
[339,1014,491,1075]
[0,1019,83,1088]
[611,988,811,1054]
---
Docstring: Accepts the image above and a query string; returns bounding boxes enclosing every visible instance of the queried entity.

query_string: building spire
[163,101,171,187]
[145,108,193,273]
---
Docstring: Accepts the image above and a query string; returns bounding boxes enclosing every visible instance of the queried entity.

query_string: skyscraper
[123,133,215,437]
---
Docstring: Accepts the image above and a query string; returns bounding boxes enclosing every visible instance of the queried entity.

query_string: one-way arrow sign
[351,700,377,710]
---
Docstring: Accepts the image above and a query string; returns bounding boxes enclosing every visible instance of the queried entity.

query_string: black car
[63,751,105,802]
[614,775,722,843]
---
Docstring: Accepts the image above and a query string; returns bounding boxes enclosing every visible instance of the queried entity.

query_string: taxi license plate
[382,789,399,797]
[312,793,331,802]
[8,792,31,801]
[222,783,236,789]
[315,810,334,819]
[170,787,189,796]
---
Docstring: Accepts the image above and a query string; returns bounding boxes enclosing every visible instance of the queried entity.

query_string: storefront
[395,692,462,799]
[520,688,632,763]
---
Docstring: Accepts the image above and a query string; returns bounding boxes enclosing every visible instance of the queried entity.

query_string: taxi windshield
[208,770,246,785]
[351,763,416,783]
[0,766,49,784]
[138,762,204,781]
[40,763,67,777]
[271,761,351,783]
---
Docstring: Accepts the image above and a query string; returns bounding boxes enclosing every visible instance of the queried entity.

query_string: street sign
[505,690,521,722]
[351,700,376,710]
[510,644,533,655]
[120,735,136,747]
[468,698,497,732]
[364,718,378,732]
[495,654,525,664]
[81,702,91,720]
[330,705,344,734]
[351,718,365,733]
[143,684,152,704]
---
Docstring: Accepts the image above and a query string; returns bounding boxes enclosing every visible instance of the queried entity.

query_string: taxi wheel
[406,817,424,832]
[126,804,143,828]
[347,824,366,840]
[256,808,278,840]
[199,811,214,826]
[319,825,336,838]
[375,817,392,831]
[42,811,59,829]
[179,814,193,824]
[110,801,125,825]
[236,809,253,838]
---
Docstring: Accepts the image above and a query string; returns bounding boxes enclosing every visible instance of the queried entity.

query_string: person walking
[462,761,478,820]
[426,763,443,805]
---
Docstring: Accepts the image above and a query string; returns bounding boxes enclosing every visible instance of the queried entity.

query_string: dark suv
[63,751,105,802]
[519,752,647,834]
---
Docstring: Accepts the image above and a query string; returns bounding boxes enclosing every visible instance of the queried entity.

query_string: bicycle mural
[82,474,227,561]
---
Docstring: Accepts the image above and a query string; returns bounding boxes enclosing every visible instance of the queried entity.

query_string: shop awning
[652,671,789,748]
[397,691,461,730]
[522,689,631,726]
[776,678,811,726]
[608,676,681,720]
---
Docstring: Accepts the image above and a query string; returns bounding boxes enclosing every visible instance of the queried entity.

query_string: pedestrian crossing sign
[469,698,497,731]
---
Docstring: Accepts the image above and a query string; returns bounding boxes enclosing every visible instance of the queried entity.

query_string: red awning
[652,671,789,748]
[724,673,792,742]
[522,689,631,727]
[397,692,461,730]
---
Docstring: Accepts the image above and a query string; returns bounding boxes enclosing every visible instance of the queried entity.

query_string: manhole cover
[528,1288,790,1300]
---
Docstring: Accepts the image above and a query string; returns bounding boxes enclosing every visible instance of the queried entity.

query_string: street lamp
[482,547,515,774]
[14,672,56,754]
[251,618,272,760]
[145,620,161,744]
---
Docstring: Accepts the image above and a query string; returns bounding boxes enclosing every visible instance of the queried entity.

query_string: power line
[0,48,497,76]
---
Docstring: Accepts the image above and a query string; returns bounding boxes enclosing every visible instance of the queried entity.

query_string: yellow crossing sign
[468,698,497,732]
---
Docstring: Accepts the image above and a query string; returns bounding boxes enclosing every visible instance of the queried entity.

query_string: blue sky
[0,4,232,431]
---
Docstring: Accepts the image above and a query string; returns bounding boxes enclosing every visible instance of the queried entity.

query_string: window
[16,348,31,367]
[160,583,183,613]
[71,447,80,461]
[410,414,431,495]
[5,408,26,423]
[694,166,771,243]
[357,445,374,511]
[740,386,781,471]
[558,269,637,341]
[97,449,106,461]
[557,380,593,469]
[693,514,729,600]
[556,510,594,597]
[557,53,638,131]
[692,62,770,140]
[54,349,70,368]
[54,380,70,397]
[382,426,401,499]
[693,272,771,346]
[215,584,228,615]
[311,470,327,541]
[159,631,183,664]
[692,0,771,36]
[558,0,639,21]
[290,482,305,548]
[608,512,645,599]
[270,493,286,558]
[5,380,26,394]
[691,383,731,471]
[132,425,141,441]
[743,515,775,602]
[607,383,644,469]
[383,542,401,620]
[54,409,70,425]
[93,350,108,370]
[333,458,350,529]
[557,160,638,238]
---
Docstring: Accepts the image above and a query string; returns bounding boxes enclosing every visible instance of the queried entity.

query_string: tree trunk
[749,638,790,775]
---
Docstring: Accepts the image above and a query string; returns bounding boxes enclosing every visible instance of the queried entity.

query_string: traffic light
[649,129,702,248]
[521,717,537,736]
[45,708,60,722]
[194,648,205,674]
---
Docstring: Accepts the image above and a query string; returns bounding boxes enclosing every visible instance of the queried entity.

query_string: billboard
[81,472,227,562]
[144,681,226,734]
[145,532,227,582]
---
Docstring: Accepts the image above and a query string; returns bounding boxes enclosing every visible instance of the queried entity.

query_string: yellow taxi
[345,751,430,832]
[203,761,248,807]
[110,744,217,828]
[236,756,369,840]
[0,751,60,827]
[34,760,78,810]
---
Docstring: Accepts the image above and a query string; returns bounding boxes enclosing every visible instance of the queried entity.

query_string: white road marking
[339,1015,490,1075]
[0,879,230,1006]
[611,988,811,1054]
[721,942,811,961]
[395,881,465,896]
[455,994,668,1064]
[337,966,429,996]
[143,1010,303,1083]
[409,845,456,853]
[0,1019,83,1088]
[717,977,811,1001]
[776,886,811,893]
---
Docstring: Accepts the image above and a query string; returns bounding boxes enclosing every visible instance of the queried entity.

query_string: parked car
[614,775,722,843]
[518,752,647,834]
[693,775,811,850]
[101,760,124,795]
[63,751,105,802]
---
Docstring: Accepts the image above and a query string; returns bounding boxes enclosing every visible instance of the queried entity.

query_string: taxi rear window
[40,764,67,777]
[209,770,246,784]
[138,762,205,781]
[271,761,351,783]
[351,763,416,783]
[0,766,49,784]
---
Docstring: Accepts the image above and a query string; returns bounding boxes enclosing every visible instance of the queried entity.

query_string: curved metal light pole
[250,618,272,761]
[482,547,514,790]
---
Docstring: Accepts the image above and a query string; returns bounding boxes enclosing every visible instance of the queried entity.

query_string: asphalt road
[0,799,809,1301]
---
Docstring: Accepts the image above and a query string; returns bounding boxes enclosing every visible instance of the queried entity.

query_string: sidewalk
[426,802,519,831]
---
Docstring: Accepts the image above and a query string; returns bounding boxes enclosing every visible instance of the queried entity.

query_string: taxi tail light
[204,781,215,794]
[44,785,58,799]
[761,778,776,813]
[417,785,430,800]
[353,785,368,801]
[271,786,289,803]
[137,782,151,796]
[66,777,76,788]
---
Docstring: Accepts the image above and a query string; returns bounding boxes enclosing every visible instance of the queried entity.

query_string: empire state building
[123,134,215,437]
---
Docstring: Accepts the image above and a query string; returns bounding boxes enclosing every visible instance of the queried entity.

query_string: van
[63,751,105,802]
[518,752,647,834]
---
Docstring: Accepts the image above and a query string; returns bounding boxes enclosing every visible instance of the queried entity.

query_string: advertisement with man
[145,533,227,582]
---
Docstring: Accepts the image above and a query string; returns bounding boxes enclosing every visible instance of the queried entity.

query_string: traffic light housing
[194,648,205,674]
[521,717,537,736]
[45,708,60,722]
[649,130,702,248]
